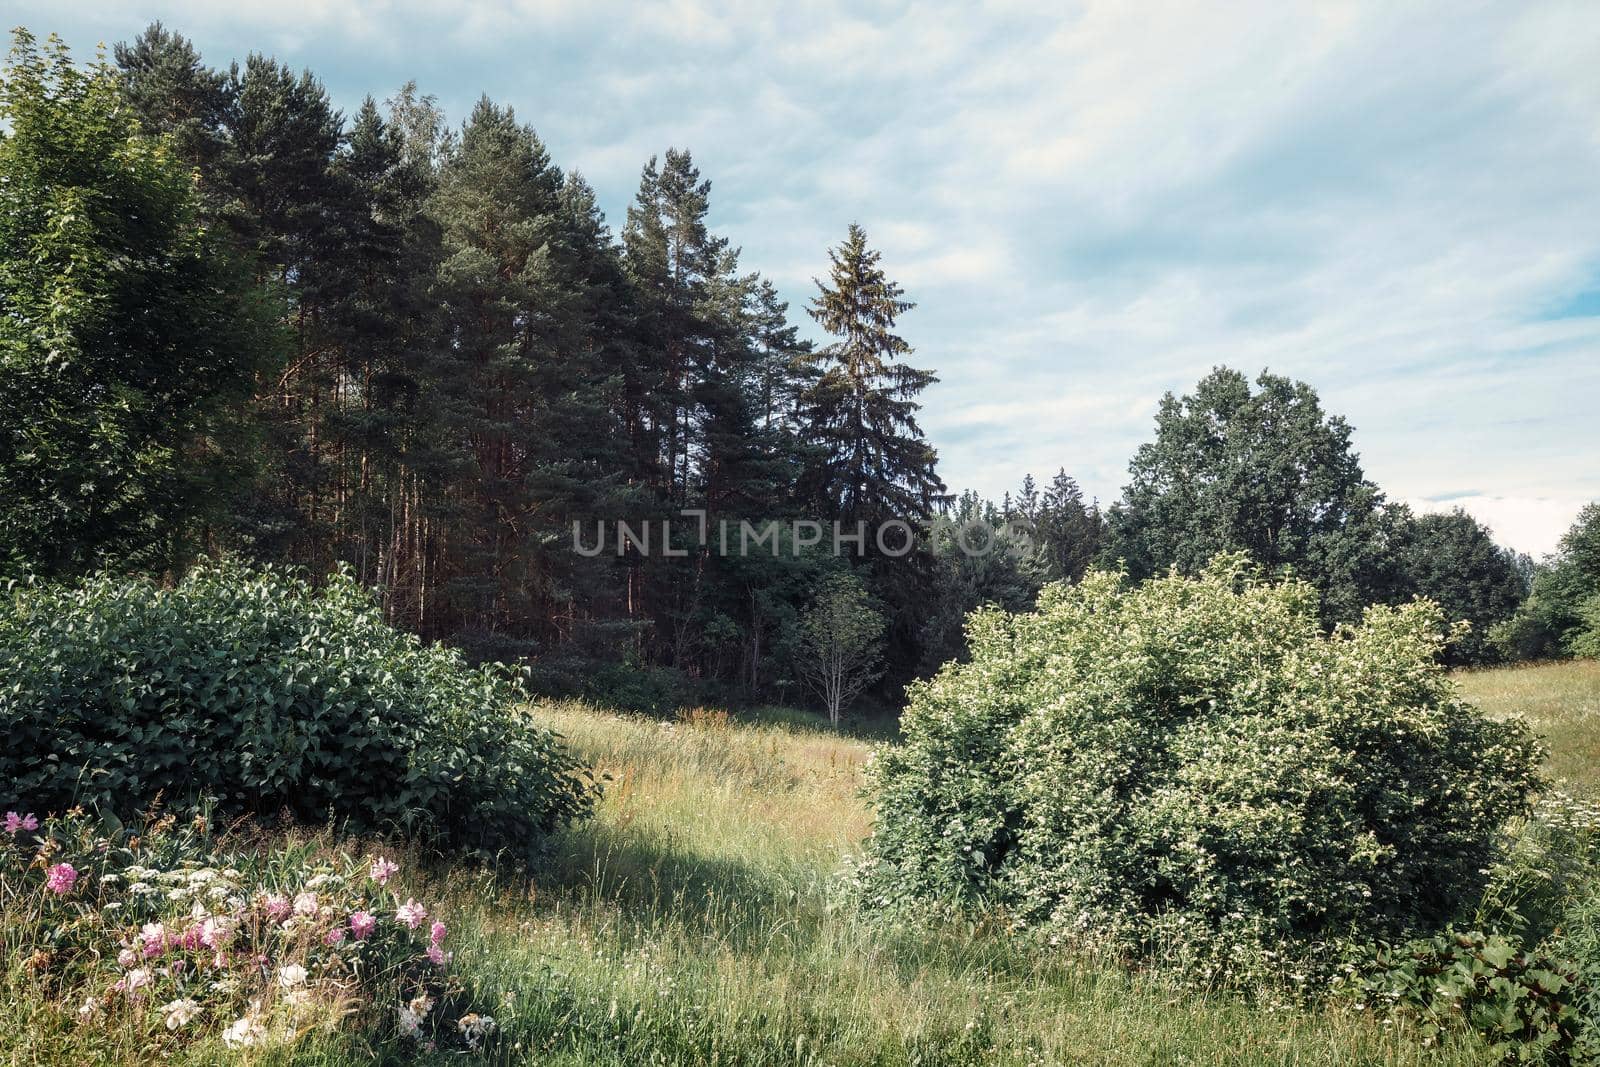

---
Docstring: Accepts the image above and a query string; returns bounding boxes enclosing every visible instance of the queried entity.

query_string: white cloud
[1405,496,1588,559]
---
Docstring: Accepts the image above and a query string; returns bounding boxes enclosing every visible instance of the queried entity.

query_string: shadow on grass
[537,817,821,944]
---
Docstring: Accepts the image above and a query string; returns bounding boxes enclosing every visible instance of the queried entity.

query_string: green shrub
[1451,790,1600,1062]
[0,564,593,862]
[1351,930,1582,1064]
[1552,889,1600,1058]
[858,555,1545,980]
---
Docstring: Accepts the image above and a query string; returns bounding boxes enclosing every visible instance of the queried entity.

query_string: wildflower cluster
[1,808,499,1056]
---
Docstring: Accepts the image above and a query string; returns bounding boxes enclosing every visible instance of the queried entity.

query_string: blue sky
[17,1,1600,556]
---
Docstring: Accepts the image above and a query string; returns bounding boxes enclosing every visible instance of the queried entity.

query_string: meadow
[7,660,1598,1066]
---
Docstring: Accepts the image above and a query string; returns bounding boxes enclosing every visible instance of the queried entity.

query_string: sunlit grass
[392,700,1487,1065]
[1459,659,1600,789]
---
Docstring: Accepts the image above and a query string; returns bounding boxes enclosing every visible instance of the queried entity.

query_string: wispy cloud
[15,0,1600,555]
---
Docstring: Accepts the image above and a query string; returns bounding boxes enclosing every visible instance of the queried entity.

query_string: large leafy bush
[0,565,592,861]
[859,556,1544,978]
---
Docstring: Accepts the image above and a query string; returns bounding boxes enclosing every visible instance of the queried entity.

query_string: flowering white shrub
[858,555,1546,981]
[2,807,498,1056]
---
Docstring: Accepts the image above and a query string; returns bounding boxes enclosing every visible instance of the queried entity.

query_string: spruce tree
[1022,470,1104,583]
[800,224,946,530]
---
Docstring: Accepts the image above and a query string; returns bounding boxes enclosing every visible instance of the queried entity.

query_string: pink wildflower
[199,916,233,949]
[263,893,291,921]
[324,926,346,946]
[369,856,399,885]
[115,967,152,996]
[396,899,427,929]
[293,891,319,917]
[116,948,137,968]
[140,922,167,958]
[5,811,39,834]
[429,920,447,945]
[349,910,377,940]
[44,862,77,895]
[426,943,448,966]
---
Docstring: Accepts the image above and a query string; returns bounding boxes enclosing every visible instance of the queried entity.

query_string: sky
[14,1,1600,557]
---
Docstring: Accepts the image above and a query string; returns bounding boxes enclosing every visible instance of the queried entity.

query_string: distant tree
[1571,594,1600,660]
[794,572,885,725]
[620,148,804,675]
[1492,503,1600,660]
[798,224,946,530]
[0,31,271,577]
[1102,367,1404,624]
[1396,508,1526,664]
[917,491,1043,674]
[1011,470,1104,583]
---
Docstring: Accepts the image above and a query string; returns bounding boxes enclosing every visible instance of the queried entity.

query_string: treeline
[933,367,1600,668]
[0,26,975,707]
[2,27,1592,717]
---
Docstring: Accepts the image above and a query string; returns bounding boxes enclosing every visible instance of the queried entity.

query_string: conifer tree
[321,95,444,610]
[800,224,946,530]
[426,98,626,648]
[1018,470,1104,583]
[113,23,231,190]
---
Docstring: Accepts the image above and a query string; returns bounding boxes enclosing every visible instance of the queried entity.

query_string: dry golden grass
[1458,659,1600,788]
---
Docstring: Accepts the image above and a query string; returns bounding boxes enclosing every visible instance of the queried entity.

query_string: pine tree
[113,23,231,192]
[215,55,352,565]
[622,149,730,506]
[426,97,626,649]
[620,149,793,671]
[322,95,444,612]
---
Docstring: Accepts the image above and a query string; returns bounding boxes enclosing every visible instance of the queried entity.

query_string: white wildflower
[162,998,202,1030]
[396,1005,423,1039]
[222,1014,266,1048]
[457,1012,498,1049]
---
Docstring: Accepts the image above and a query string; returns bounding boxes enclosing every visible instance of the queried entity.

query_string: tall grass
[1458,660,1600,788]
[391,701,1485,1065]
